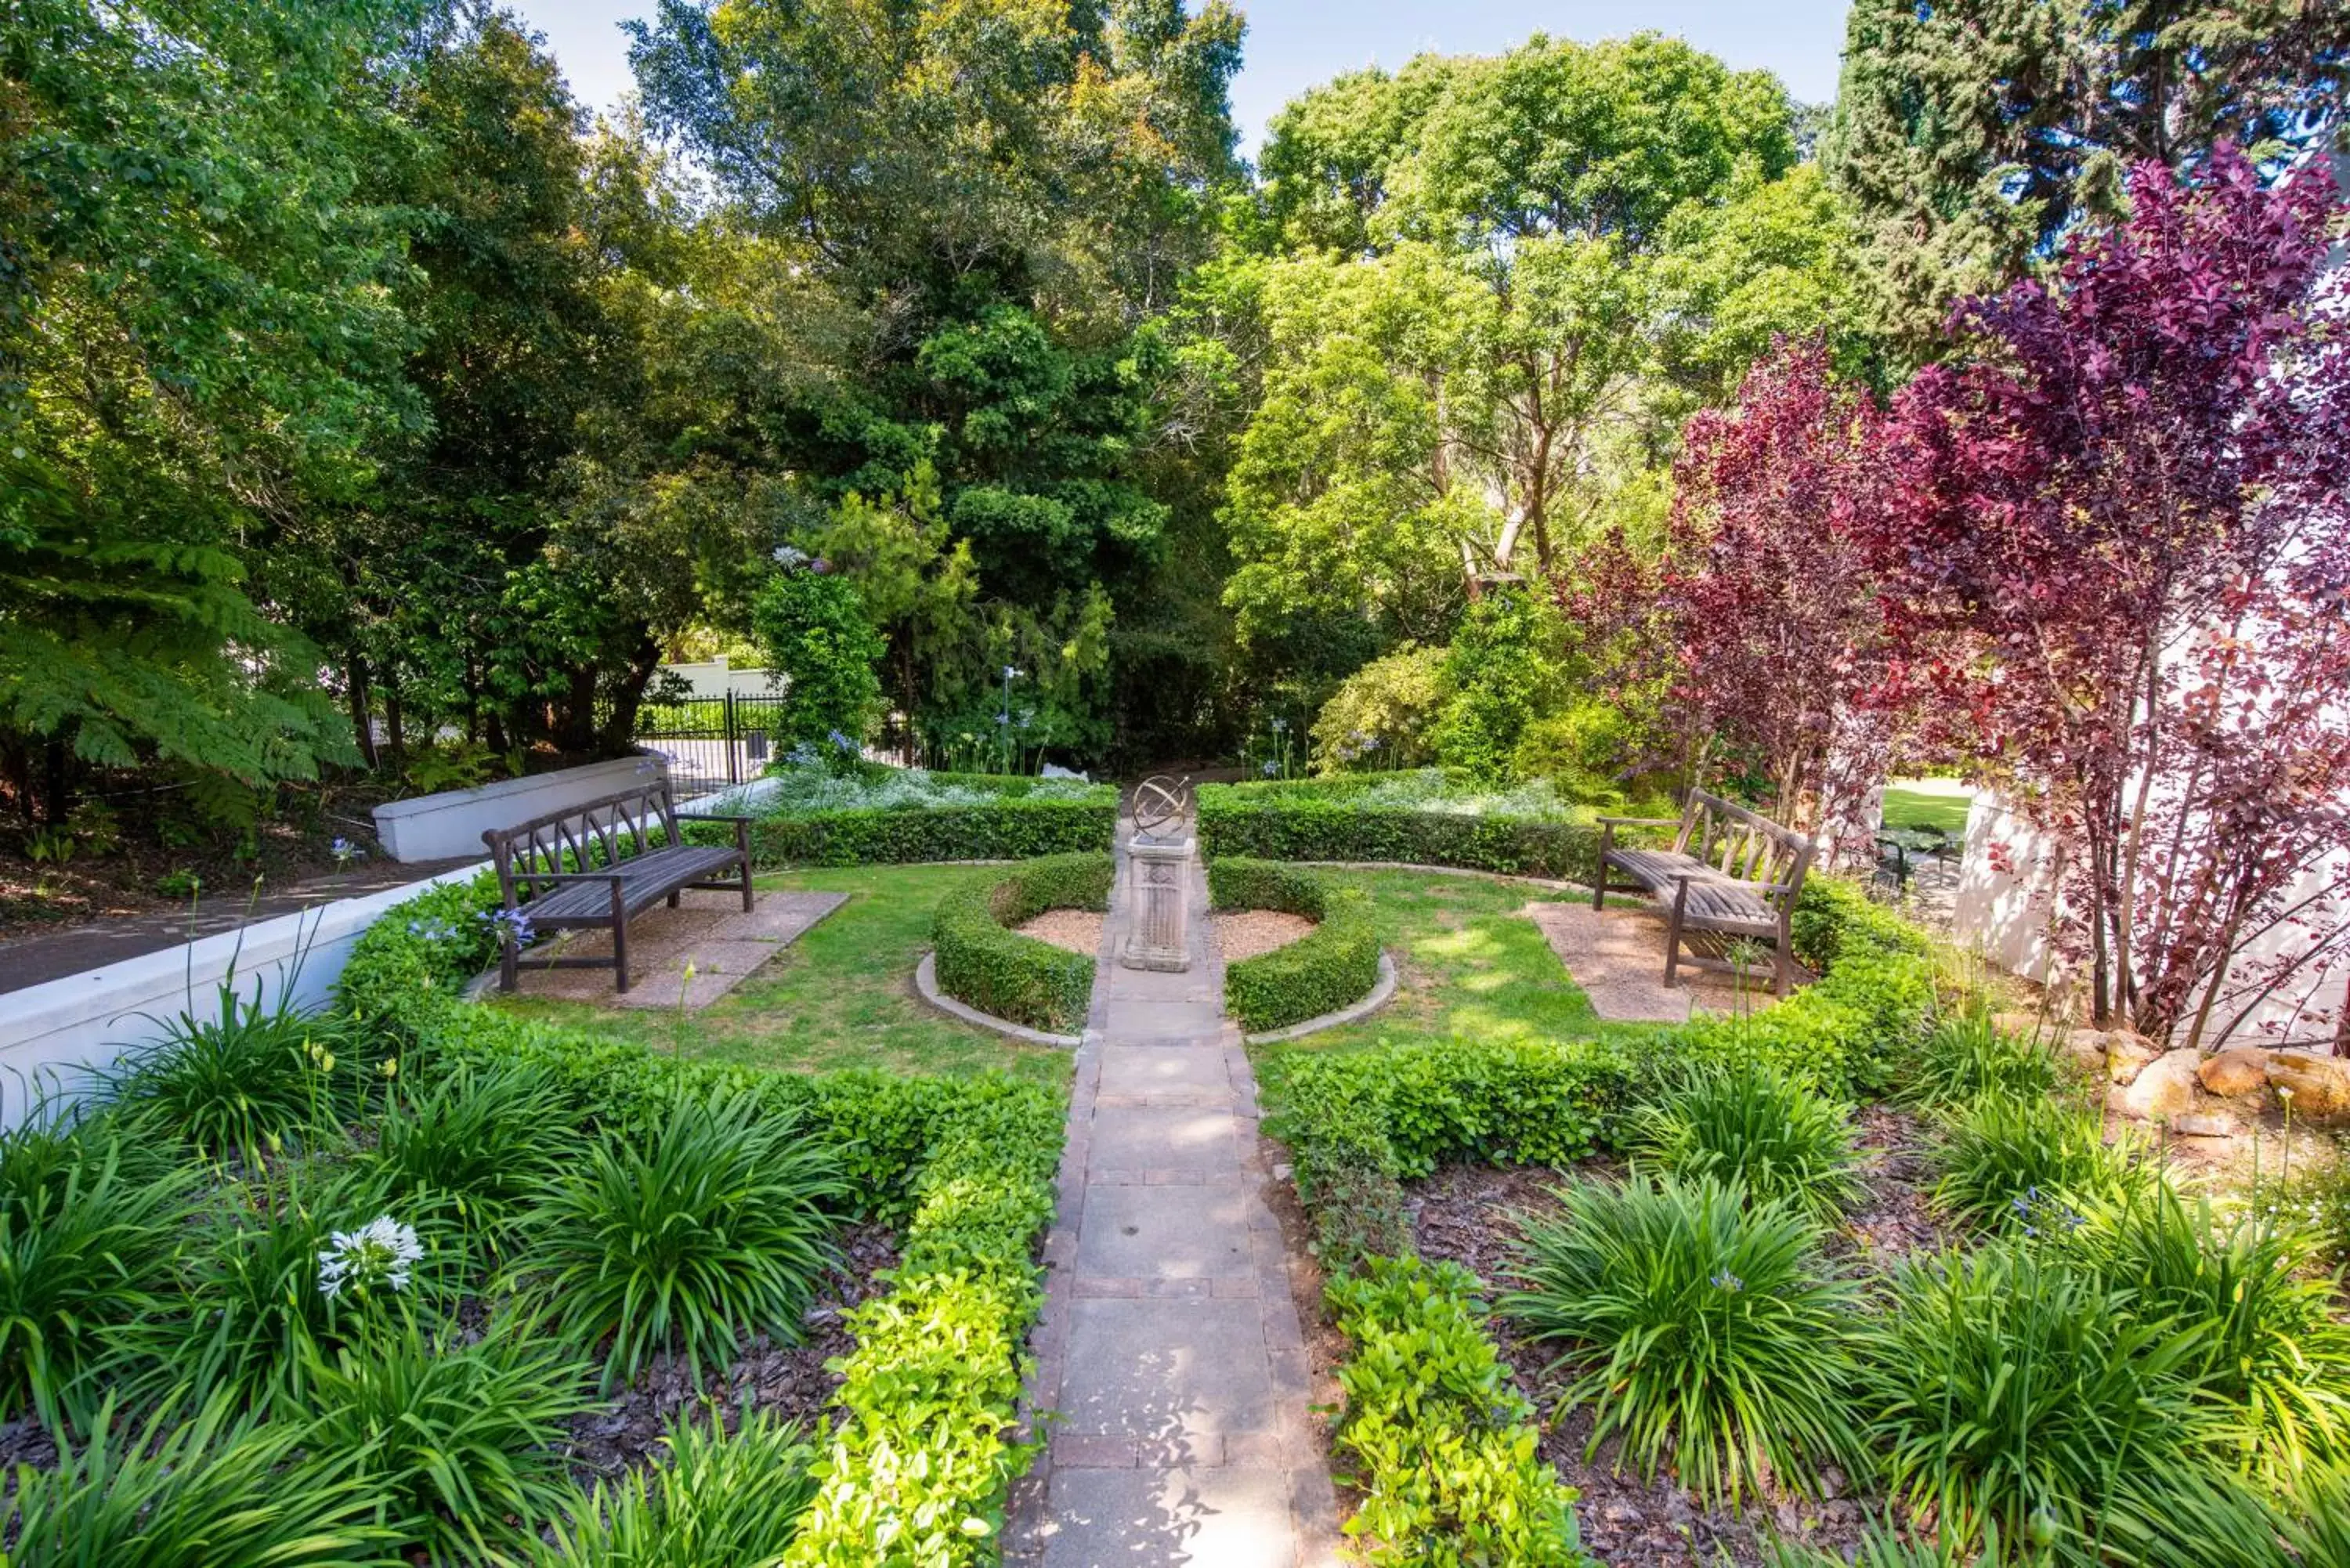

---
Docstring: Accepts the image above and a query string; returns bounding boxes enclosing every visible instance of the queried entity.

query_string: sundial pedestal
[1120,832,1195,973]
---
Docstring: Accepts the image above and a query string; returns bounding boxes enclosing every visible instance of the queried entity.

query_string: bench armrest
[1595,815,1680,827]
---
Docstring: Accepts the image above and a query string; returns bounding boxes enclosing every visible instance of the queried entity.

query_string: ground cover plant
[1624,1062,1867,1219]
[0,873,1066,1567]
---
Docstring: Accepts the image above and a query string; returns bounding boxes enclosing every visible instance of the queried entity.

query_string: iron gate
[630,692,791,800]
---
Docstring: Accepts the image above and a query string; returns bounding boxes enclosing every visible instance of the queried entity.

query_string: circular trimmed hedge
[1207,858,1383,1034]
[931,852,1114,1034]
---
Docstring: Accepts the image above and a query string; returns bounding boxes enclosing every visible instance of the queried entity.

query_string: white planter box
[0,863,483,1128]
[372,756,667,862]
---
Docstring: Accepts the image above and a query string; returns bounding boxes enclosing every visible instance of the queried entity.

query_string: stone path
[498,888,846,1010]
[1006,822,1343,1568]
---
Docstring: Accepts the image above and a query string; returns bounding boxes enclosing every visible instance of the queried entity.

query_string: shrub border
[686,799,1115,869]
[930,853,1113,1036]
[1198,783,1606,882]
[334,873,1067,1566]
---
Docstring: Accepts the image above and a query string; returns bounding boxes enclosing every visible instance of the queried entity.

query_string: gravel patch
[1015,909,1104,954]
[1213,909,1316,962]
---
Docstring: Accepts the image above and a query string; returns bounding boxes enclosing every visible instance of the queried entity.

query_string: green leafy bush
[1502,1174,1867,1503]
[539,1407,819,1566]
[0,1122,190,1422]
[1897,1003,2063,1111]
[1668,944,1938,1100]
[335,869,504,1029]
[1,1390,395,1567]
[691,798,1116,868]
[1860,1241,2216,1559]
[930,852,1112,1032]
[1266,1038,1635,1269]
[1928,1094,2150,1233]
[1625,1063,1865,1219]
[1311,644,1446,771]
[748,566,887,750]
[1788,874,1932,973]
[1763,1523,1976,1568]
[2061,1184,2350,1477]
[1198,771,1607,880]
[128,1164,462,1417]
[301,1313,593,1562]
[1209,858,1383,1031]
[1327,1255,1590,1566]
[100,984,358,1163]
[513,1090,845,1392]
[363,1062,579,1259]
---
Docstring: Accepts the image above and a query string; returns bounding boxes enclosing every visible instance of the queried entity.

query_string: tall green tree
[629,0,1246,761]
[0,0,427,823]
[1827,0,2350,356]
[1223,33,1861,665]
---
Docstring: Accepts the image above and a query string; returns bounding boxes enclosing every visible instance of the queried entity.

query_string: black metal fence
[630,693,792,800]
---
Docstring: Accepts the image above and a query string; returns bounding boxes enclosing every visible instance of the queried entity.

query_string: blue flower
[1260,761,1279,777]
[1002,665,1023,681]
[828,728,856,752]
[330,836,363,865]
[1710,1271,1744,1293]
[477,907,534,948]
[1269,717,1288,733]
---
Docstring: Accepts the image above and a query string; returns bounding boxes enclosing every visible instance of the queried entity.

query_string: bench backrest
[483,780,682,905]
[1673,789,1816,902]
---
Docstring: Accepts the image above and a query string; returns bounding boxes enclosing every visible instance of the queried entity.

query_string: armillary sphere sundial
[1132,774,1192,837]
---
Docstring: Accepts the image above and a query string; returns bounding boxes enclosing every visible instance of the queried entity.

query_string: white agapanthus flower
[318,1215,424,1301]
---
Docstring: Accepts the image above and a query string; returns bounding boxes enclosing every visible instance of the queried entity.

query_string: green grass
[489,866,1071,1086]
[1251,869,1659,1078]
[1879,779,1974,836]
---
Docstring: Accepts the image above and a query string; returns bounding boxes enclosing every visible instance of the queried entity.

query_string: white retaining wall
[1952,791,2348,1047]
[0,863,482,1128]
[372,755,666,862]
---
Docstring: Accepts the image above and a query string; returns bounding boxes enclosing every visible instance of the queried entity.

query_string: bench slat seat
[1593,790,1814,995]
[481,774,754,994]
[523,845,748,923]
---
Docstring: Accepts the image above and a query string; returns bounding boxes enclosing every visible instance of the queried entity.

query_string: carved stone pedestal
[1120,833,1195,972]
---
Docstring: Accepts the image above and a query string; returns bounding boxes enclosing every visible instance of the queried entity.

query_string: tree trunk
[41,739,71,827]
[385,680,406,764]
[557,665,599,755]
[347,655,378,771]
[597,632,664,757]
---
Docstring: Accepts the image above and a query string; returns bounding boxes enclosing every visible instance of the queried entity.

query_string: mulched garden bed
[563,1221,896,1484]
[1405,1124,1943,1567]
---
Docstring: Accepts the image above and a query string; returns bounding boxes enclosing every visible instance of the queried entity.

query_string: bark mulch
[563,1221,896,1484]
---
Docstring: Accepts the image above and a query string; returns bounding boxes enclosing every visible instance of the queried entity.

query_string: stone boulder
[2268,1051,2350,1125]
[2106,1048,2201,1124]
[2196,1047,2270,1100]
[2100,1033,2164,1086]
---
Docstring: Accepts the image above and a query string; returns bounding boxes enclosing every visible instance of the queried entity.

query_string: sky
[504,0,1855,157]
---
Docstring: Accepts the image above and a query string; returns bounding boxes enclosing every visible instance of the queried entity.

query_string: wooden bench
[481,779,754,994]
[1591,789,1815,996]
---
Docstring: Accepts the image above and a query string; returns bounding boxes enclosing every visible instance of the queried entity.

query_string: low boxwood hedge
[1197,782,1605,881]
[931,852,1113,1035]
[1207,858,1383,1034]
[685,797,1115,869]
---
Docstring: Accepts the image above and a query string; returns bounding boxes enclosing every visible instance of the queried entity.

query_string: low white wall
[1952,791,2348,1046]
[0,863,483,1128]
[661,659,779,699]
[372,755,666,862]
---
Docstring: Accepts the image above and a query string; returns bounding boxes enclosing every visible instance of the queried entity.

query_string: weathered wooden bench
[1591,789,1815,996]
[481,779,754,994]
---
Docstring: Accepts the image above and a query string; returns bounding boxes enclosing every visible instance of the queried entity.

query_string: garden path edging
[913,952,1084,1047]
[1242,951,1398,1045]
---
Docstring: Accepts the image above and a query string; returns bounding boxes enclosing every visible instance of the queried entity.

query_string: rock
[1271,1162,1293,1182]
[2102,1033,2164,1086]
[2062,1028,2110,1076]
[2197,1047,2270,1099]
[1600,1501,1643,1526]
[2107,1048,2201,1123]
[2269,1051,2350,1125]
[2173,1113,2236,1139]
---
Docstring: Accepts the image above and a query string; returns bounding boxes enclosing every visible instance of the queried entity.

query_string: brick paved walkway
[1005,820,1343,1567]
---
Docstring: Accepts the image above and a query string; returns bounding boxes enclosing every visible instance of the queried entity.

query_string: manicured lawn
[1880,777,1975,836]
[492,865,1071,1086]
[1252,869,1661,1078]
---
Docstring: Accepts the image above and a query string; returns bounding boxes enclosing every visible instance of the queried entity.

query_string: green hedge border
[931,853,1113,1035]
[1262,875,1944,1564]
[685,800,1115,869]
[1206,858,1384,1034]
[1198,784,1604,881]
[335,881,1066,1566]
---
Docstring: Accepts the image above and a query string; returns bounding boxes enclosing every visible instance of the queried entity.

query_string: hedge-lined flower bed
[1206,858,1383,1033]
[1198,771,1615,881]
[0,878,1065,1567]
[931,852,1113,1034]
